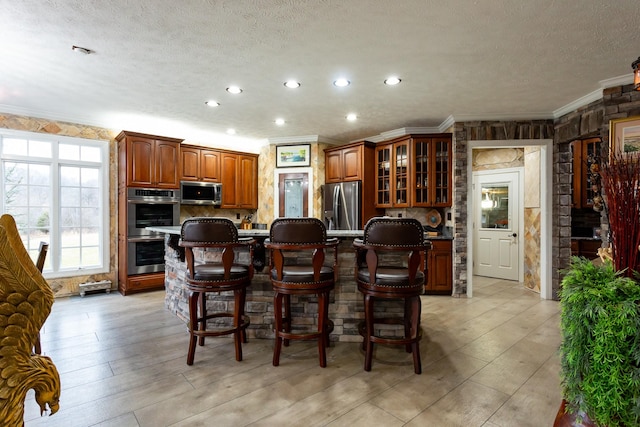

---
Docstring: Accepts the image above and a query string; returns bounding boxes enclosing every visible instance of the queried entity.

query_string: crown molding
[600,73,634,88]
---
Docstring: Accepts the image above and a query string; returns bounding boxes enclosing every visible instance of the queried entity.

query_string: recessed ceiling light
[284,80,301,89]
[333,78,350,87]
[384,76,401,85]
[226,86,243,94]
[205,100,220,107]
[346,113,358,121]
[226,128,236,135]
[275,118,285,126]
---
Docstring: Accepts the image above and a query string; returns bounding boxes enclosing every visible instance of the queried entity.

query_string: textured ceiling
[1,0,639,151]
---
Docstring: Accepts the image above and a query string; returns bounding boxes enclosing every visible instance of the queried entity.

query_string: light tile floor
[25,276,562,426]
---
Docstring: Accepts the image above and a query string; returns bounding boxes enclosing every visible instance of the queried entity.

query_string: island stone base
[163,234,409,342]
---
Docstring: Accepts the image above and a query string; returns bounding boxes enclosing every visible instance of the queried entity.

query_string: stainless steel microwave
[180,181,222,206]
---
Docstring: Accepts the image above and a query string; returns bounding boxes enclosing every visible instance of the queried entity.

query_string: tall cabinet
[116,131,182,295]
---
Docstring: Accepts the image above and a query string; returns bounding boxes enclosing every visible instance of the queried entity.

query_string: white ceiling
[1,0,639,151]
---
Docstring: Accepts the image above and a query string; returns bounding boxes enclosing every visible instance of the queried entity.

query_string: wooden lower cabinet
[425,240,452,294]
[571,239,601,260]
[118,272,165,295]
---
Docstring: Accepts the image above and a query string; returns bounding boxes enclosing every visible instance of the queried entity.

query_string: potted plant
[554,151,640,426]
[555,257,640,426]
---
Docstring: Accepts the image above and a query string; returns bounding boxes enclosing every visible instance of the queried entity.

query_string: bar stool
[264,218,339,367]
[179,217,255,365]
[353,217,431,374]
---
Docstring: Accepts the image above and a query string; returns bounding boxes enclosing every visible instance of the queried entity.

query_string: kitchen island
[148,225,452,342]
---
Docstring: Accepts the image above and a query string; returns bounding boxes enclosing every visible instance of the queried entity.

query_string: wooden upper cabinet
[571,137,602,208]
[238,154,257,208]
[412,135,452,207]
[375,134,452,208]
[220,151,258,209]
[374,139,410,208]
[117,131,182,189]
[180,145,221,182]
[325,143,363,182]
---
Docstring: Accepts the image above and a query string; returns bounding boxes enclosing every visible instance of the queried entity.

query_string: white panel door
[473,170,521,281]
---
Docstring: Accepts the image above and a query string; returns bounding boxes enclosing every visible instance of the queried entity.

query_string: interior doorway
[472,169,523,281]
[466,140,553,299]
[278,172,309,217]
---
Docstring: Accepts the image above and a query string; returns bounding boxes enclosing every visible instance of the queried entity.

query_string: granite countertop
[146,225,453,240]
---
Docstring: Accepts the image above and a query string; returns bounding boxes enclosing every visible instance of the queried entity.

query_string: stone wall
[452,120,553,295]
[553,83,640,299]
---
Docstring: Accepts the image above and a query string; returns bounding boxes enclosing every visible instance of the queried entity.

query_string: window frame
[0,129,110,278]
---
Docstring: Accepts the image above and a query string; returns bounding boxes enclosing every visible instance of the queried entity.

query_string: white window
[0,130,110,278]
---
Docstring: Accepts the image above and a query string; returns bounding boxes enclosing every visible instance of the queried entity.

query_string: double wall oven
[126,187,180,275]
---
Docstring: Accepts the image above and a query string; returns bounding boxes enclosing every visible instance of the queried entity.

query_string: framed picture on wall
[276,144,311,168]
[610,116,640,155]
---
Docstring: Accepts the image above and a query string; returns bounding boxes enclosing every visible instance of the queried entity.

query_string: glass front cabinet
[375,134,452,208]
[413,135,452,207]
[375,139,410,208]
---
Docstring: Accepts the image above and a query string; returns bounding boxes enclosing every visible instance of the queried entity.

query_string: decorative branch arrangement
[599,151,640,277]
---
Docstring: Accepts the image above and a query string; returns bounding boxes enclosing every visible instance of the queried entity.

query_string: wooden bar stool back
[179,217,255,365]
[353,217,431,374]
[265,218,339,367]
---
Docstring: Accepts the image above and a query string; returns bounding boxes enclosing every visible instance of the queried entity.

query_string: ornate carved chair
[33,241,49,355]
[264,218,339,367]
[353,217,431,374]
[0,214,60,425]
[179,217,255,365]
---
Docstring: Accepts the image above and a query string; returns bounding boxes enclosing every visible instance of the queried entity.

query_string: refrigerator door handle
[333,184,341,229]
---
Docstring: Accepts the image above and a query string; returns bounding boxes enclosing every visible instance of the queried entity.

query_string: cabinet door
[393,140,410,207]
[426,240,452,294]
[325,150,344,183]
[341,145,362,181]
[200,149,221,182]
[413,138,430,206]
[154,140,180,188]
[431,137,451,207]
[220,153,238,208]
[180,146,201,181]
[580,138,601,208]
[127,136,155,187]
[238,154,257,208]
[572,138,601,208]
[375,144,392,207]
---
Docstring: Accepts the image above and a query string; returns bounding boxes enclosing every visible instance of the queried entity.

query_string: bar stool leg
[273,292,284,366]
[409,295,422,374]
[317,291,327,368]
[232,288,243,362]
[283,294,291,347]
[187,290,200,366]
[363,294,374,372]
[198,291,206,347]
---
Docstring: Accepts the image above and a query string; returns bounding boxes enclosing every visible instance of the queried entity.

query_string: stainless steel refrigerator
[321,181,362,230]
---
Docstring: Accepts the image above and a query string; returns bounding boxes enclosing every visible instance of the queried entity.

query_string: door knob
[511,233,517,238]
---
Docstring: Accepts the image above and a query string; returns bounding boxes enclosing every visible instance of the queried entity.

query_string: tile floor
[24,276,562,426]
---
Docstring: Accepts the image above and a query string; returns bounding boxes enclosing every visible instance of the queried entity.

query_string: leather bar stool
[179,217,255,365]
[353,217,432,374]
[264,218,339,367]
